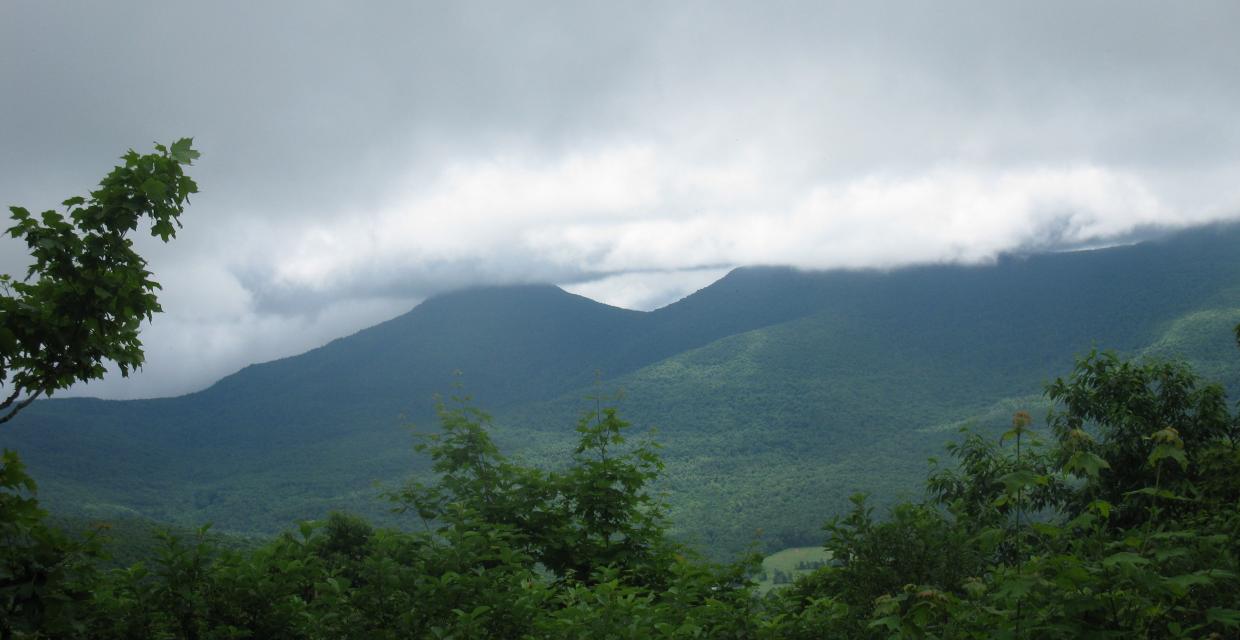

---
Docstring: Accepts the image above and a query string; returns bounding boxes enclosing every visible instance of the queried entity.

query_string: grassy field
[754,546,833,594]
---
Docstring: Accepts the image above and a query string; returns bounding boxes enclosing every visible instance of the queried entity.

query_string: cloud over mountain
[2,0,1238,398]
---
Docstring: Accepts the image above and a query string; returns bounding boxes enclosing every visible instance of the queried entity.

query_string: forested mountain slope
[4,224,1239,555]
[498,225,1240,552]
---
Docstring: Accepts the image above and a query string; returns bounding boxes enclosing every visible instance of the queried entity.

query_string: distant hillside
[5,223,1240,557]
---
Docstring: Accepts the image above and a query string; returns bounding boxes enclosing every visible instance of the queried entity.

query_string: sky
[2,1,1239,399]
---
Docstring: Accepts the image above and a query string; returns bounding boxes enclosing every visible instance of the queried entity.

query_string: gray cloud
[2,0,1239,398]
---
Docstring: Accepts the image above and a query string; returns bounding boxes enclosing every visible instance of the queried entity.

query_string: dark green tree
[1,139,199,424]
[392,396,676,587]
[544,406,671,584]
[1045,350,1237,523]
[1,140,198,637]
[0,450,102,638]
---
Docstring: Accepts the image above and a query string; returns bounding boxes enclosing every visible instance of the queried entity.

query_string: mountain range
[4,223,1240,557]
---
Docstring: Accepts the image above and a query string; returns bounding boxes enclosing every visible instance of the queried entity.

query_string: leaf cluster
[1,139,199,423]
[390,396,676,587]
[779,349,1240,638]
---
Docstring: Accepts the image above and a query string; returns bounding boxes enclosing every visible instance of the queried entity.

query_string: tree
[0,139,199,424]
[549,405,671,584]
[1045,350,1236,523]
[391,394,676,587]
[783,344,1240,638]
[0,139,198,635]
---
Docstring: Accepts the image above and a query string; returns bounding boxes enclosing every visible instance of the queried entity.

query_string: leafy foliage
[779,347,1240,638]
[1045,352,1238,524]
[391,395,676,587]
[0,449,102,637]
[0,139,199,423]
[0,139,197,637]
[4,342,1240,637]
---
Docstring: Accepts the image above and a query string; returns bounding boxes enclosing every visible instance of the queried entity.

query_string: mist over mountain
[4,223,1239,556]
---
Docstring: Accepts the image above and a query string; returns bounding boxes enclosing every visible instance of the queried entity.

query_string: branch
[0,389,41,425]
[0,387,20,411]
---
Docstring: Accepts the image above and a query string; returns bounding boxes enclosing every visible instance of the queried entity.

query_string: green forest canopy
[3,344,1239,637]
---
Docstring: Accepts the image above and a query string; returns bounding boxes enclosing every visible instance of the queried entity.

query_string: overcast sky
[3,1,1239,399]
